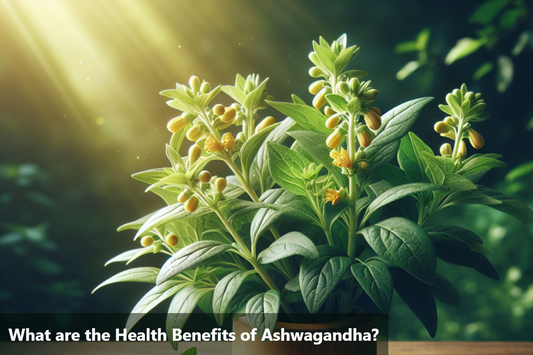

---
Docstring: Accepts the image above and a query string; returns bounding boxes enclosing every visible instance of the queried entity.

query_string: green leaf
[132,168,171,185]
[135,204,209,239]
[266,101,331,134]
[365,97,434,177]
[118,211,157,232]
[379,164,409,186]
[512,31,530,57]
[421,152,455,185]
[473,61,494,81]
[266,142,312,197]
[395,41,418,54]
[157,241,234,285]
[324,198,351,230]
[469,0,509,25]
[390,267,437,338]
[398,136,425,182]
[476,185,533,224]
[180,348,197,355]
[150,173,189,190]
[351,259,393,313]
[166,286,212,351]
[258,232,319,264]
[361,217,436,284]
[334,45,359,73]
[506,161,533,182]
[396,61,421,81]
[426,224,483,246]
[300,246,352,314]
[104,248,153,266]
[288,131,348,187]
[92,267,159,293]
[213,270,256,326]
[221,86,246,105]
[430,274,461,307]
[246,290,280,337]
[429,230,499,280]
[442,188,501,207]
[342,69,368,78]
[325,94,347,112]
[285,275,300,292]
[496,55,514,93]
[499,8,525,30]
[416,28,431,51]
[240,123,279,177]
[445,37,487,65]
[251,189,318,244]
[364,183,446,220]
[457,156,506,175]
[166,144,185,171]
[126,281,186,331]
[169,123,190,153]
[244,78,269,109]
[313,41,336,73]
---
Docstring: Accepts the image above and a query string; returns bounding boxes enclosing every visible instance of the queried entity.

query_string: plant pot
[232,314,380,355]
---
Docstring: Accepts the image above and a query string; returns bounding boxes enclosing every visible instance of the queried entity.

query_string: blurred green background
[1,0,532,341]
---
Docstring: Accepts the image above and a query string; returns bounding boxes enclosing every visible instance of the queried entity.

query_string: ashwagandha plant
[94,34,533,347]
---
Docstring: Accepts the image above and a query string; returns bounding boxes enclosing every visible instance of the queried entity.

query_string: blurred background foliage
[0,0,531,341]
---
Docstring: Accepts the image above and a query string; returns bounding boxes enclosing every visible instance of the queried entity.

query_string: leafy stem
[347,112,359,260]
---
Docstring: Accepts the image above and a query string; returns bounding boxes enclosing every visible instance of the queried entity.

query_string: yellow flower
[204,135,223,153]
[222,132,235,150]
[325,189,341,206]
[330,147,352,169]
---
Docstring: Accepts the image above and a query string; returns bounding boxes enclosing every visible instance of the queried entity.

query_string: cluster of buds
[177,172,228,214]
[436,84,488,160]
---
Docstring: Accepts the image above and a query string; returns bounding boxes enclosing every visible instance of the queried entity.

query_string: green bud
[337,82,350,96]
[309,67,324,78]
[200,82,211,94]
[465,91,475,102]
[347,97,362,116]
[475,93,482,101]
[189,76,201,94]
[349,78,360,94]
[308,52,320,66]
[364,89,379,100]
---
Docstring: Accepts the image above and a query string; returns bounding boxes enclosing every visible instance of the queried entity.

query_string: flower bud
[444,116,456,126]
[359,161,369,172]
[215,177,227,193]
[309,80,325,95]
[222,132,235,150]
[186,125,203,141]
[468,128,484,149]
[185,196,199,212]
[216,119,234,130]
[166,234,179,247]
[256,116,276,133]
[324,106,336,117]
[465,91,475,102]
[337,81,350,96]
[364,89,379,100]
[434,121,451,134]
[221,107,236,123]
[236,132,246,143]
[475,93,482,101]
[326,114,342,130]
[349,78,360,94]
[204,135,223,153]
[199,170,211,183]
[363,109,382,130]
[189,76,201,94]
[309,67,324,78]
[213,104,225,116]
[357,128,374,147]
[200,82,211,94]
[369,107,381,115]
[440,143,452,157]
[313,88,328,110]
[178,191,189,203]
[188,145,201,165]
[326,130,344,149]
[230,103,241,111]
[141,236,154,247]
[167,116,187,133]
[459,140,467,158]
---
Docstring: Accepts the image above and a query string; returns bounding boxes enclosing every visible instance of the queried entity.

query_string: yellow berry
[444,116,456,126]
[256,116,276,133]
[178,191,189,203]
[167,116,187,133]
[185,196,199,212]
[213,104,225,116]
[326,131,344,149]
[326,115,342,130]
[215,177,227,193]
[369,107,382,115]
[309,67,324,78]
[468,128,484,149]
[324,106,336,117]
[434,121,451,134]
[459,140,467,158]
[359,161,369,172]
[221,107,236,123]
[313,89,328,110]
[199,170,212,183]
[188,145,201,165]
[166,234,179,247]
[363,109,382,130]
[440,143,452,157]
[141,236,154,247]
[357,129,373,147]
[186,125,203,141]
[309,81,325,95]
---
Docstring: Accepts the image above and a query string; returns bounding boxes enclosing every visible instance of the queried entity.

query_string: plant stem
[347,113,359,260]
